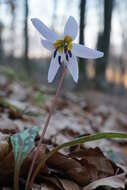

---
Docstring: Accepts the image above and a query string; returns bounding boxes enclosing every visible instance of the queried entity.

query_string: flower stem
[25,65,67,190]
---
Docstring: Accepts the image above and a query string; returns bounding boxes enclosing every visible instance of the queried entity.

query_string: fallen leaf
[0,118,19,134]
[70,147,114,176]
[0,139,11,160]
[39,183,58,190]
[47,152,97,185]
[58,178,81,190]
[41,176,81,190]
[21,144,48,177]
[0,151,14,185]
[8,107,23,119]
[83,173,126,190]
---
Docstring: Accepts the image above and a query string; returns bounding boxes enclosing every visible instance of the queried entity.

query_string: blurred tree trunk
[0,3,3,61]
[79,0,85,45]
[95,0,114,88]
[0,22,4,61]
[24,0,29,71]
[9,0,16,58]
[78,0,87,86]
[51,0,58,30]
[118,1,127,86]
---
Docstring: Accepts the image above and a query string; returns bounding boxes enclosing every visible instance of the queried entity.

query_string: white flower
[31,16,104,83]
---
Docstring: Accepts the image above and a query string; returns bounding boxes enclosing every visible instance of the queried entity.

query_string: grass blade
[30,132,127,187]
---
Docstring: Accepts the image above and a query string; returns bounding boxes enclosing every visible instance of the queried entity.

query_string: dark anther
[64,45,67,54]
[66,54,69,61]
[54,48,58,58]
[68,50,72,58]
[58,56,61,65]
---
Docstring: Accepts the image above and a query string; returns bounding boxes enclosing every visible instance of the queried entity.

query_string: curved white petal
[48,55,60,83]
[31,18,59,43]
[41,39,53,51]
[64,16,78,40]
[72,43,104,59]
[66,55,79,83]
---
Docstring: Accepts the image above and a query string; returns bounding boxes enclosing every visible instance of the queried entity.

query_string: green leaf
[11,125,39,164]
[11,126,39,190]
[45,132,127,163]
[52,132,127,152]
[30,132,127,184]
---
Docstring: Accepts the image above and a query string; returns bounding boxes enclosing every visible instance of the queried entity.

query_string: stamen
[53,36,72,55]
[68,50,72,58]
[66,53,69,61]
[54,48,58,58]
[64,45,67,54]
[58,56,61,65]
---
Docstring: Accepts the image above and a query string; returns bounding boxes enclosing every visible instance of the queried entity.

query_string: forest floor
[0,67,127,190]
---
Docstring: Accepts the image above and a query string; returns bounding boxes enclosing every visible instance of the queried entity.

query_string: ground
[0,69,127,190]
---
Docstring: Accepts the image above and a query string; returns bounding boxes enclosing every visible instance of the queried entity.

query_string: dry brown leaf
[47,152,97,185]
[22,144,48,177]
[83,173,126,190]
[42,176,62,189]
[70,147,114,176]
[0,140,11,160]
[32,182,58,190]
[40,184,59,190]
[0,119,19,134]
[58,179,81,190]
[47,152,82,171]
[42,176,81,190]
[8,107,23,119]
[67,161,98,185]
[0,151,14,175]
[0,151,14,186]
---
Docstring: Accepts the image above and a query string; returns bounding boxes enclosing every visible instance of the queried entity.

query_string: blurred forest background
[1,1,127,189]
[0,0,127,93]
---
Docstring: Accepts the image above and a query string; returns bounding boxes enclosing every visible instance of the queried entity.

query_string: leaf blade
[11,125,39,163]
[30,132,127,185]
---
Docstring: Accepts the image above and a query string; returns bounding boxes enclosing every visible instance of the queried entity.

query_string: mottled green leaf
[11,126,39,164]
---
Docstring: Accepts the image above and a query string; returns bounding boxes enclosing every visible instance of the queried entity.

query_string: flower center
[53,36,72,65]
[53,35,72,53]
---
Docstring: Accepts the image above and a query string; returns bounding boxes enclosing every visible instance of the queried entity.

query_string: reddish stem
[25,65,67,190]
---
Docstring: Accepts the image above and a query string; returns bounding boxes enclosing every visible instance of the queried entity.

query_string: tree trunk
[0,22,4,61]
[79,0,85,45]
[78,0,87,87]
[95,0,114,87]
[24,0,29,71]
[10,0,15,58]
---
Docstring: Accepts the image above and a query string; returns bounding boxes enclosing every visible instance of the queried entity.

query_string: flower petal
[41,39,53,51]
[31,18,59,43]
[72,43,104,59]
[48,55,60,83]
[64,16,78,40]
[66,55,79,83]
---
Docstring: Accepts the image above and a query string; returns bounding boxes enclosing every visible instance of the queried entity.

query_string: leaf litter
[0,75,127,189]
